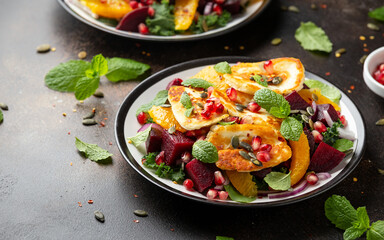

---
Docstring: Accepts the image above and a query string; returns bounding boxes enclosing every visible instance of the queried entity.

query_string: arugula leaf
[322,121,343,146]
[74,76,100,100]
[325,195,358,230]
[75,137,113,162]
[214,61,232,74]
[106,57,150,82]
[146,3,175,36]
[224,184,256,203]
[251,75,268,87]
[143,152,185,182]
[343,226,366,240]
[218,120,236,126]
[304,79,341,104]
[369,6,384,21]
[295,21,333,53]
[90,54,108,76]
[0,109,3,123]
[367,221,384,240]
[253,89,291,118]
[180,92,193,109]
[192,140,218,163]
[127,126,152,147]
[264,171,291,191]
[280,117,303,141]
[216,236,234,240]
[181,78,214,89]
[136,90,169,116]
[189,11,231,34]
[333,139,354,152]
[45,60,91,92]
[184,107,194,117]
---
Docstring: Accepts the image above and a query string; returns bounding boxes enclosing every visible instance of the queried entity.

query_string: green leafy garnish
[106,58,150,82]
[218,120,236,126]
[264,171,291,191]
[136,90,169,116]
[75,76,100,100]
[90,54,109,76]
[216,236,235,240]
[333,139,354,152]
[75,137,113,162]
[367,221,384,240]
[189,11,231,34]
[181,78,214,89]
[143,152,185,182]
[280,117,303,141]
[180,92,193,109]
[146,3,175,36]
[192,140,219,163]
[304,79,341,104]
[251,75,268,87]
[322,121,343,146]
[214,61,232,74]
[184,107,194,117]
[127,126,152,147]
[0,109,3,123]
[253,89,291,118]
[369,6,384,21]
[224,184,256,203]
[295,21,333,53]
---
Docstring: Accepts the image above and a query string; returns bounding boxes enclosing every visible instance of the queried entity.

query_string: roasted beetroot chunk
[161,130,194,166]
[304,128,316,155]
[185,159,214,192]
[284,91,310,110]
[166,78,183,90]
[311,104,339,125]
[309,142,346,172]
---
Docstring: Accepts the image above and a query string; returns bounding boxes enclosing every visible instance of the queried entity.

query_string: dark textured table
[1,0,383,239]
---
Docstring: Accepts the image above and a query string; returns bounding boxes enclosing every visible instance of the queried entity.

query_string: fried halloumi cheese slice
[206,124,292,172]
[168,86,229,130]
[223,58,305,95]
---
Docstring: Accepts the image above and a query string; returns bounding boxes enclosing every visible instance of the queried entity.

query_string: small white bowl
[363,46,384,98]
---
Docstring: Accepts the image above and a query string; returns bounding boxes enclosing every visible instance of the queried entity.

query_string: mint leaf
[264,171,291,191]
[45,60,91,92]
[143,152,185,182]
[304,79,341,104]
[74,76,100,100]
[253,89,291,118]
[224,184,256,203]
[0,109,3,123]
[280,117,303,141]
[214,61,232,74]
[252,75,268,87]
[333,139,354,152]
[146,3,175,36]
[106,57,150,82]
[184,107,194,117]
[367,221,384,240]
[75,137,113,162]
[136,90,169,116]
[369,6,384,21]
[91,54,108,76]
[180,92,193,109]
[356,207,370,230]
[192,140,218,163]
[343,226,366,240]
[127,126,152,147]
[216,236,234,240]
[218,120,236,126]
[181,78,214,89]
[295,21,333,53]
[325,195,358,230]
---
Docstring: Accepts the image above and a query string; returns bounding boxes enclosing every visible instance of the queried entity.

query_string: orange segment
[289,131,310,186]
[174,0,199,30]
[148,106,186,133]
[226,171,258,197]
[298,88,341,111]
[80,0,132,19]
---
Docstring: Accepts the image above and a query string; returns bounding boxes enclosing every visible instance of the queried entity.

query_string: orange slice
[226,171,258,197]
[80,0,132,19]
[289,131,310,186]
[148,106,186,133]
[174,0,199,30]
[298,88,340,111]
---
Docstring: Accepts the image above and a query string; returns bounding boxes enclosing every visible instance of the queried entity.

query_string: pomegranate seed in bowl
[264,60,274,74]
[312,130,323,143]
[207,189,218,199]
[256,151,271,162]
[183,179,194,190]
[259,144,272,152]
[137,112,148,124]
[252,136,261,151]
[214,171,225,185]
[138,23,149,35]
[218,191,229,200]
[247,102,261,113]
[314,121,327,133]
[306,173,319,185]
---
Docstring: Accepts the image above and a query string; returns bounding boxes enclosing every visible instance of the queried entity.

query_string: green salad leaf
[192,140,218,163]
[304,79,341,104]
[0,109,3,123]
[295,21,333,53]
[136,90,169,116]
[322,121,343,146]
[143,152,185,182]
[218,120,236,126]
[333,139,354,152]
[224,184,256,203]
[106,57,150,82]
[280,117,303,141]
[216,236,234,240]
[181,78,214,89]
[189,11,231,34]
[214,61,232,74]
[127,126,152,147]
[146,3,175,36]
[264,171,291,191]
[75,137,113,162]
[369,6,384,21]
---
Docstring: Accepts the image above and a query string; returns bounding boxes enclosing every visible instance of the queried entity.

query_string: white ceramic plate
[115,57,366,207]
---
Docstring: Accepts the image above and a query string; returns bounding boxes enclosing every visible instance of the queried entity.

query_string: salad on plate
[127,58,356,203]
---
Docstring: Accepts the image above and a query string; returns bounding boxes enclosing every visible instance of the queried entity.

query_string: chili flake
[100,121,105,127]
[68,132,71,135]
[363,43,367,47]
[350,85,355,90]
[146,53,151,57]
[321,4,327,9]
[78,202,82,207]
[363,48,369,52]
[134,194,138,198]
[224,46,229,50]
[142,51,146,55]
[109,142,113,145]
[88,200,94,204]
[325,72,331,76]
[133,220,140,223]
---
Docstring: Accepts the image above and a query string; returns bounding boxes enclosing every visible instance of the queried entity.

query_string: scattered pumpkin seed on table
[82,119,97,125]
[288,5,300,13]
[83,111,95,120]
[375,119,384,126]
[134,210,148,217]
[36,44,51,53]
[311,3,317,9]
[271,38,282,46]
[367,23,380,31]
[94,211,105,223]
[0,102,8,110]
[360,55,368,64]
[93,90,104,98]
[78,51,87,59]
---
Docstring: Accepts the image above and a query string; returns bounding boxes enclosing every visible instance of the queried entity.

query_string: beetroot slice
[311,104,339,126]
[146,127,163,153]
[185,159,214,192]
[309,142,346,172]
[284,91,310,110]
[116,7,149,32]
[304,128,316,156]
[161,130,194,166]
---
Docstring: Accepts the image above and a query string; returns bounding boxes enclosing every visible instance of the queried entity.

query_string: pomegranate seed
[218,191,229,200]
[181,152,192,163]
[214,171,225,185]
[312,130,323,143]
[314,121,327,133]
[375,72,384,85]
[206,97,220,104]
[100,0,107,3]
[215,0,225,3]
[207,189,218,199]
[183,179,194,189]
[155,151,165,165]
[205,102,216,112]
[201,109,212,119]
[207,86,214,97]
[339,115,348,127]
[213,4,222,15]
[252,136,262,151]
[259,144,272,152]
[263,60,274,74]
[336,111,341,117]
[138,23,149,35]
[226,88,237,102]
[137,112,148,124]
[148,6,155,17]
[222,116,240,123]
[256,151,271,162]
[379,63,384,72]
[306,173,319,185]
[129,1,138,9]
[138,2,144,7]
[247,102,261,113]
[215,103,224,113]
[141,0,153,5]
[240,115,253,124]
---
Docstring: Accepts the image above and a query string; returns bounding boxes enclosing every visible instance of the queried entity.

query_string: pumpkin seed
[367,23,380,31]
[310,3,317,9]
[239,141,253,152]
[83,111,95,120]
[248,152,256,159]
[78,51,87,59]
[36,44,51,53]
[312,93,319,102]
[168,125,176,134]
[239,150,251,160]
[271,38,282,46]
[82,119,97,125]
[200,92,208,98]
[335,48,346,55]
[251,158,263,167]
[300,110,309,116]
[134,210,148,217]
[375,119,384,126]
[0,102,8,110]
[94,211,105,223]
[290,110,300,114]
[272,76,282,85]
[231,136,239,149]
[280,5,288,11]
[93,90,104,98]
[301,114,310,123]
[360,55,368,64]
[235,104,246,112]
[288,5,300,13]
[309,118,314,129]
[160,104,171,108]
[196,102,204,109]
[306,106,314,116]
[378,168,384,175]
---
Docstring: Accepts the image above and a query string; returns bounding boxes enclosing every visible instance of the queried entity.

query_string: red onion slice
[322,110,334,127]
[268,180,308,199]
[316,172,331,180]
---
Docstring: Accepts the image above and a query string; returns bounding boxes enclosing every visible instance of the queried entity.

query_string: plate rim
[114,56,366,207]
[57,0,271,42]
